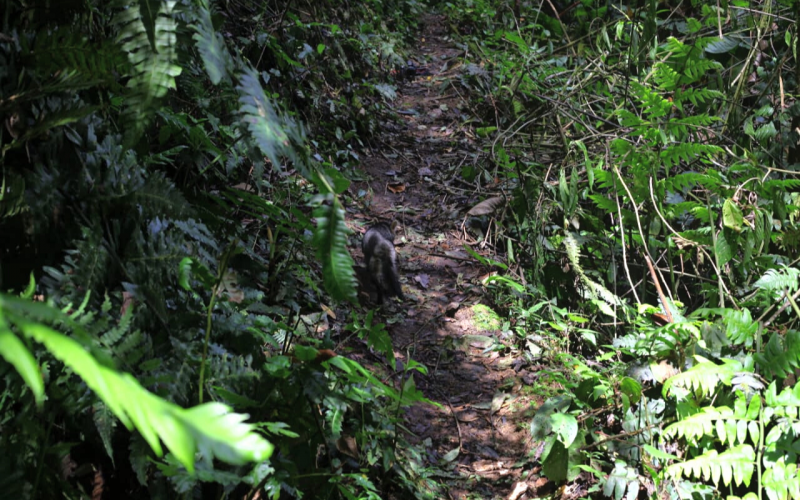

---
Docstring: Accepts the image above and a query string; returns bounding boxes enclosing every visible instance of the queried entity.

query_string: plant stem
[198,242,236,404]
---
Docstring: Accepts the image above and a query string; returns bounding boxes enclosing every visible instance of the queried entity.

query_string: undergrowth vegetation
[1,0,434,498]
[446,0,800,498]
[3,0,800,498]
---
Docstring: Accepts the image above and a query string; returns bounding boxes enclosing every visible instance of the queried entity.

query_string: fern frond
[114,0,182,141]
[663,172,720,194]
[762,460,800,500]
[1,296,273,472]
[754,330,800,379]
[129,172,189,217]
[192,0,231,85]
[764,380,800,412]
[664,37,692,57]
[664,115,718,139]
[682,59,723,84]
[632,81,672,118]
[663,406,733,442]
[763,179,800,191]
[755,122,778,142]
[30,26,123,84]
[660,143,723,169]
[564,232,623,314]
[312,194,358,303]
[100,306,134,348]
[665,201,701,218]
[664,396,758,446]
[617,109,644,128]
[663,356,742,399]
[589,194,617,214]
[653,62,681,90]
[667,444,754,488]
[753,267,800,293]
[236,66,306,178]
[724,308,758,347]
[674,88,724,108]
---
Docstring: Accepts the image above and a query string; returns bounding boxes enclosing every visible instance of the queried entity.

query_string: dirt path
[351,15,548,500]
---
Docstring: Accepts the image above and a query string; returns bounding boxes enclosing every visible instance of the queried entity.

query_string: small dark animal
[362,222,404,304]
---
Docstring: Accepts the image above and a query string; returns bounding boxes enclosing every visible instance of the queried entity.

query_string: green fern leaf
[236,66,305,177]
[762,459,800,500]
[129,435,150,486]
[724,309,758,347]
[664,356,741,399]
[683,59,723,83]
[764,179,800,191]
[664,172,720,194]
[327,403,345,439]
[765,380,800,411]
[30,26,123,84]
[563,233,623,312]
[94,402,118,464]
[753,268,800,294]
[192,0,230,84]
[312,195,358,303]
[667,444,754,488]
[754,331,800,379]
[754,122,778,142]
[589,194,617,214]
[660,143,723,169]
[653,62,681,90]
[114,0,182,141]
[663,406,732,442]
[674,88,724,108]
[665,37,691,56]
[1,296,273,472]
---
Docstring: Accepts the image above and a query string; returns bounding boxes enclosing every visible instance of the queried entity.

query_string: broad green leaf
[620,377,642,405]
[715,230,732,267]
[441,447,460,463]
[604,461,639,500]
[723,199,743,232]
[541,438,568,482]
[550,413,578,447]
[531,395,572,439]
[704,36,741,54]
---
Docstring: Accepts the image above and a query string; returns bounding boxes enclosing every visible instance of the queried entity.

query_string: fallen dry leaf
[414,273,430,288]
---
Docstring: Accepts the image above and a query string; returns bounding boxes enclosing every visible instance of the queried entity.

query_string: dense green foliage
[0,0,434,498]
[445,0,800,498]
[4,0,800,498]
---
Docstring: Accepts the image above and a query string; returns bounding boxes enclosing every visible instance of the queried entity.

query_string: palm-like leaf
[114,0,182,142]
[312,194,357,304]
[0,295,272,472]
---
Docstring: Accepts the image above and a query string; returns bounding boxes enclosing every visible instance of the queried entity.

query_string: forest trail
[350,15,547,500]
